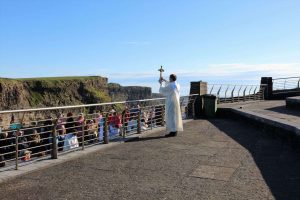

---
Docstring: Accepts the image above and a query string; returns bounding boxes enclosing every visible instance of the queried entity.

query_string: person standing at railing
[159,74,183,137]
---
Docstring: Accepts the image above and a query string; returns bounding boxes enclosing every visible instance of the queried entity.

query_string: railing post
[224,85,229,103]
[231,85,236,103]
[81,121,85,150]
[122,112,126,138]
[243,86,248,102]
[210,85,214,94]
[284,80,286,89]
[15,131,19,170]
[150,111,153,130]
[161,106,165,126]
[103,114,109,144]
[51,119,58,159]
[137,111,141,134]
[253,86,257,100]
[298,78,300,88]
[237,86,242,102]
[248,86,253,101]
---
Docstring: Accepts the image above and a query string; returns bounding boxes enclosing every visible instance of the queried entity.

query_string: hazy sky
[0,0,299,94]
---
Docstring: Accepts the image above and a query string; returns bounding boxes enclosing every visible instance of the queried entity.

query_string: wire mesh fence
[0,95,198,171]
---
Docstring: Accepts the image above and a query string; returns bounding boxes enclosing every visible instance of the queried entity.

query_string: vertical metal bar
[243,86,248,101]
[237,85,242,102]
[248,86,253,100]
[15,131,19,170]
[104,113,109,144]
[51,119,58,159]
[217,85,222,97]
[15,112,26,169]
[122,112,126,138]
[150,111,153,130]
[231,85,236,103]
[224,85,229,103]
[210,85,214,95]
[162,105,165,126]
[137,111,141,134]
[253,86,257,100]
[81,122,85,150]
[298,78,300,88]
[284,80,286,89]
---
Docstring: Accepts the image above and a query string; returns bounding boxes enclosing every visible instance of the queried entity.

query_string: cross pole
[158,66,164,79]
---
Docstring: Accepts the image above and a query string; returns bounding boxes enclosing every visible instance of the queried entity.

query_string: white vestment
[159,81,183,132]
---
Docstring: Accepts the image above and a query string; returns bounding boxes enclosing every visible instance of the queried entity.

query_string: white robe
[159,81,183,132]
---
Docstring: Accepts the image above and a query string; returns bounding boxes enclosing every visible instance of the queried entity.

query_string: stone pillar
[188,81,207,118]
[260,77,273,100]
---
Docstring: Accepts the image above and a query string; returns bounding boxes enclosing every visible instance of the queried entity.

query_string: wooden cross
[158,66,164,79]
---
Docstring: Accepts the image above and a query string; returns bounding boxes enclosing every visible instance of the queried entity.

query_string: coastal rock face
[108,83,152,101]
[0,76,152,110]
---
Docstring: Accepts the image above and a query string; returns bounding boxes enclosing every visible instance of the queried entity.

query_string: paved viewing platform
[219,100,300,140]
[1,119,300,199]
[219,100,300,125]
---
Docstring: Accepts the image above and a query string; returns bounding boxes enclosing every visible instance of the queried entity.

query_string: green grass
[16,76,103,81]
[86,87,112,103]
[28,91,44,106]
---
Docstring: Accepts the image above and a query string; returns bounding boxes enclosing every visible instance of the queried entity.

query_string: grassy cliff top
[15,76,105,81]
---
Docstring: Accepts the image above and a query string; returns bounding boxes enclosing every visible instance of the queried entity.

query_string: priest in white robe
[159,74,183,137]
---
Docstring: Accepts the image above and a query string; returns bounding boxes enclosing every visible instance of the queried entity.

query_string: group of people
[0,73,183,167]
[0,104,164,167]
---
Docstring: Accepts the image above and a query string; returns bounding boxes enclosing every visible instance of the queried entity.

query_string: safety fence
[207,84,267,103]
[0,95,198,171]
[272,77,300,94]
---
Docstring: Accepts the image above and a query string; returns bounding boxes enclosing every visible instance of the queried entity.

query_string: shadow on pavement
[126,135,167,143]
[210,119,300,200]
[266,106,300,117]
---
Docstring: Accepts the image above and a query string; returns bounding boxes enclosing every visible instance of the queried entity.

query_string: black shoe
[170,132,177,137]
[165,133,173,137]
[165,132,177,137]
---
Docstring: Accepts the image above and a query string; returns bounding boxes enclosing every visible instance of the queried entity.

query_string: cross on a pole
[158,66,164,79]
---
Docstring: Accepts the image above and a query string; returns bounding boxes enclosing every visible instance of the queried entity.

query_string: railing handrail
[272,76,300,81]
[0,94,199,114]
[208,83,268,86]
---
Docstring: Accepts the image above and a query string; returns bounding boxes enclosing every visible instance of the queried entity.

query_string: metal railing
[0,95,198,171]
[272,76,300,94]
[208,84,266,103]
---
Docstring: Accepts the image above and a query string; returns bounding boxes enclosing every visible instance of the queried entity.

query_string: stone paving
[0,119,300,200]
[219,100,300,126]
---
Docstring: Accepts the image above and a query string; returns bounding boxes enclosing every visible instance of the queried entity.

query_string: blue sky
[0,0,299,95]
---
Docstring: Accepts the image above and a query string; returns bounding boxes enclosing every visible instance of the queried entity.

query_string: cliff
[0,76,152,110]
